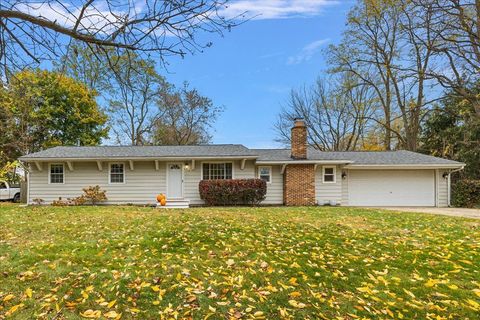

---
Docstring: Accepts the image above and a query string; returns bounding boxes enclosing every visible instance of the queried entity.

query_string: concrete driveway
[376,207,480,219]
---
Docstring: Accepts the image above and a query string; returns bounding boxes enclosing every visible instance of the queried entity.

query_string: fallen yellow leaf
[104,310,120,319]
[80,309,101,318]
[3,294,14,302]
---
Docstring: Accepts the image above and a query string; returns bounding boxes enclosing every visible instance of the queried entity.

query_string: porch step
[157,198,190,209]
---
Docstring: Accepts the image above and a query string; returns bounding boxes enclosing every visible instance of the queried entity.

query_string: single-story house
[19,119,464,207]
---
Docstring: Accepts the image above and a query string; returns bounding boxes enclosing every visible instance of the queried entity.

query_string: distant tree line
[275,0,479,182]
[60,44,224,147]
[0,47,224,166]
[0,0,237,169]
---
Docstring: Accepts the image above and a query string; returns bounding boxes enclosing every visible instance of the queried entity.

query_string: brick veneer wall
[291,120,307,159]
[284,164,316,206]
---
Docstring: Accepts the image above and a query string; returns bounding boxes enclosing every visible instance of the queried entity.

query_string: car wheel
[13,193,20,203]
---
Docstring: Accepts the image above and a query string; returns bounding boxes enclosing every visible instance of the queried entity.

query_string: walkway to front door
[167,163,183,198]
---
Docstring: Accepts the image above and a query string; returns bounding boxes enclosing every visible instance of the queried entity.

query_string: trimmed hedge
[452,179,480,208]
[199,179,267,206]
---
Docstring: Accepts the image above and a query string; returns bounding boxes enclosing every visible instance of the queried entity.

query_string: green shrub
[199,179,267,206]
[452,180,480,208]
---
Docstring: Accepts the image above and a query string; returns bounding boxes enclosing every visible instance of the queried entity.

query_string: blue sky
[164,0,355,148]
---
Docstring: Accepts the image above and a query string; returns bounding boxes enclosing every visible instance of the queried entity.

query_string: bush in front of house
[81,185,107,205]
[452,180,480,208]
[199,179,267,206]
[50,186,107,206]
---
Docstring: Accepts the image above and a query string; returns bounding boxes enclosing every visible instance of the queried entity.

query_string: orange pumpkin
[156,194,166,202]
[160,198,167,206]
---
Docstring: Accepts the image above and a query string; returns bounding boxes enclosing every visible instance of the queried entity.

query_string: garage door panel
[348,170,435,206]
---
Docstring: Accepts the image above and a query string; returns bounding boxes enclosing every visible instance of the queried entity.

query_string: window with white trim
[50,164,64,184]
[323,166,336,183]
[202,163,232,180]
[258,166,272,183]
[110,163,124,183]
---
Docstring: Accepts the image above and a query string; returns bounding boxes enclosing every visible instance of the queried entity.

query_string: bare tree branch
[0,0,244,81]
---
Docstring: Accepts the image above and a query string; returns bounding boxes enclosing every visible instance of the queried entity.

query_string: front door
[167,163,183,198]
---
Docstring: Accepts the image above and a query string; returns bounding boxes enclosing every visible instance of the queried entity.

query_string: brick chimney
[284,118,315,206]
[291,118,307,159]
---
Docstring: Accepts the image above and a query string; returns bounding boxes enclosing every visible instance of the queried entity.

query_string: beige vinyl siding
[341,169,349,205]
[30,160,259,205]
[437,170,448,207]
[183,163,203,205]
[29,161,166,204]
[261,165,283,205]
[315,165,342,205]
[234,160,255,179]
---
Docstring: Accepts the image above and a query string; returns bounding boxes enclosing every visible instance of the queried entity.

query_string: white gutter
[19,156,258,162]
[26,168,30,205]
[255,160,353,165]
[346,164,465,169]
[447,166,465,207]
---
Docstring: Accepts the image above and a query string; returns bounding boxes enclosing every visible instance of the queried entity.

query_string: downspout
[447,167,465,207]
[22,161,30,205]
[27,169,30,205]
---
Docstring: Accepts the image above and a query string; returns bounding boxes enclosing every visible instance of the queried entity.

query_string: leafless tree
[55,41,113,94]
[108,55,165,145]
[327,3,400,150]
[275,77,376,151]
[328,0,440,151]
[0,0,242,81]
[415,0,480,116]
[152,82,224,145]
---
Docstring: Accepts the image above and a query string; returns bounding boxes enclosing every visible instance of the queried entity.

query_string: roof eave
[255,160,354,165]
[19,155,258,162]
[345,164,465,169]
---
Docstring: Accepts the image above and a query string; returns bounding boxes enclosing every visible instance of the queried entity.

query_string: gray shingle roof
[19,145,257,160]
[19,145,463,166]
[253,149,463,165]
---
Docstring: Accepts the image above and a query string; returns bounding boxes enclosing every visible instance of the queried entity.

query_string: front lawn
[0,204,479,319]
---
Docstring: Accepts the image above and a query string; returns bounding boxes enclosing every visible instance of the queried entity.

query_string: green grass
[0,204,479,319]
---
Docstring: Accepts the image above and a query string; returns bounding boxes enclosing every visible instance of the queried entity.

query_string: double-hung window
[258,166,272,183]
[110,163,125,183]
[50,164,64,184]
[323,166,336,183]
[202,163,233,180]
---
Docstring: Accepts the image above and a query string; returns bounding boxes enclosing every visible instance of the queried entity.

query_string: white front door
[167,163,183,198]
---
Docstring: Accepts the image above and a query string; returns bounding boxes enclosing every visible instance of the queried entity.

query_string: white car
[0,180,21,203]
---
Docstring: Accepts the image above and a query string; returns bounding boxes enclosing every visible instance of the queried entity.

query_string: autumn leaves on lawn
[0,205,479,319]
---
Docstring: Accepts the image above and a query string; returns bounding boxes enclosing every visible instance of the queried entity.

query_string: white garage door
[348,170,435,206]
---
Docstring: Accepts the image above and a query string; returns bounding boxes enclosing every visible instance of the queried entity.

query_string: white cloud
[287,38,330,65]
[220,0,338,20]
